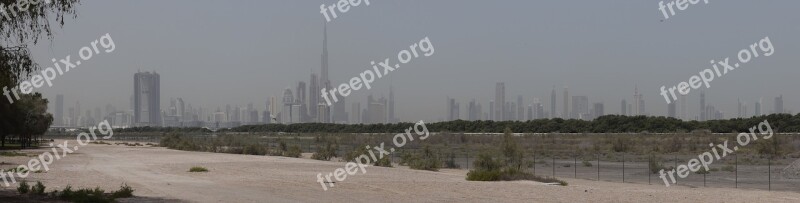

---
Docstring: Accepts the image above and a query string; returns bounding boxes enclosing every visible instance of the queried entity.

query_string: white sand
[2,140,799,203]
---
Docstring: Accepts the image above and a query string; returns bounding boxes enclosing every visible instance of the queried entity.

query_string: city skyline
[23,0,800,124]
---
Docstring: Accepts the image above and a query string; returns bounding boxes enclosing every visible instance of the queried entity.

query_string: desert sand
[1,140,799,203]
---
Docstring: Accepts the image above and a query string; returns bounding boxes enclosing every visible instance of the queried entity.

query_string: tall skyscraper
[680,95,687,120]
[55,95,64,126]
[563,86,569,118]
[593,102,604,119]
[367,95,387,124]
[620,100,627,116]
[517,95,524,121]
[571,96,588,119]
[134,71,161,127]
[755,100,762,116]
[309,73,319,120]
[388,86,395,123]
[447,97,459,121]
[489,100,494,121]
[282,88,296,124]
[633,86,641,116]
[700,91,706,121]
[351,102,361,124]
[495,83,505,121]
[737,98,742,118]
[321,24,330,90]
[297,81,307,122]
[668,102,676,118]
[775,95,784,114]
[550,87,556,119]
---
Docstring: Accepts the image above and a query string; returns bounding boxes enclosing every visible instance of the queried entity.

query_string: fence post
[735,154,738,188]
[533,152,536,176]
[622,153,625,183]
[674,154,678,185]
[466,150,469,170]
[597,153,600,181]
[648,155,651,185]
[769,156,771,191]
[574,154,577,178]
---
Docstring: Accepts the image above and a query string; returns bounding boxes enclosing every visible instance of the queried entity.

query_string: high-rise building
[680,95,687,120]
[593,102,604,119]
[309,74,319,120]
[633,86,642,116]
[495,83,505,121]
[563,86,569,118]
[297,81,308,122]
[775,95,784,114]
[351,102,361,124]
[621,100,627,116]
[134,71,161,127]
[282,88,296,124]
[668,102,676,118]
[755,101,762,116]
[550,87,556,119]
[517,95,524,121]
[447,97,459,121]
[571,96,588,120]
[367,95,387,124]
[389,87,395,123]
[700,91,706,121]
[333,96,347,123]
[489,100,494,121]
[55,95,64,126]
[321,24,330,91]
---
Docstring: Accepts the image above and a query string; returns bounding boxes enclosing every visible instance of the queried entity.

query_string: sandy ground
[1,140,800,203]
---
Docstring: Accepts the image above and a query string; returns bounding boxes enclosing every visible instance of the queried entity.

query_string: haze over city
[24,0,800,123]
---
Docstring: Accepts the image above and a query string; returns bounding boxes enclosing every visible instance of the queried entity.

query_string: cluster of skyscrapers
[442,83,791,122]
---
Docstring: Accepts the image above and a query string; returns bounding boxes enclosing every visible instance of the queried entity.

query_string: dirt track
[2,140,800,203]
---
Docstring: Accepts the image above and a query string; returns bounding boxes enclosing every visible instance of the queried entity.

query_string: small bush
[111,184,134,199]
[283,145,302,158]
[17,181,30,194]
[189,166,209,172]
[648,156,665,174]
[374,156,392,167]
[582,160,593,167]
[407,146,441,171]
[31,181,46,195]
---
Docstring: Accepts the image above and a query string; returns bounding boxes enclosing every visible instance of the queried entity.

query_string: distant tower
[495,83,505,121]
[621,100,627,116]
[309,74,319,120]
[633,86,640,116]
[134,71,161,127]
[550,86,556,119]
[700,91,706,121]
[389,86,395,123]
[55,95,64,126]
[775,95,784,114]
[680,95,687,120]
[563,86,569,119]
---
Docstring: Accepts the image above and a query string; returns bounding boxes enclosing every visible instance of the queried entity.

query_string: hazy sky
[25,0,800,122]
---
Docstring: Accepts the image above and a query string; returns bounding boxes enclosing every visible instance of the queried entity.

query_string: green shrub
[408,146,441,171]
[189,166,209,172]
[444,152,460,169]
[31,181,46,195]
[648,156,665,174]
[283,145,302,158]
[311,142,338,161]
[582,160,593,167]
[111,184,134,199]
[374,156,392,167]
[17,181,30,194]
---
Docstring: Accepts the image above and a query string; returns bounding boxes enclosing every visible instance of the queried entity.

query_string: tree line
[224,114,800,134]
